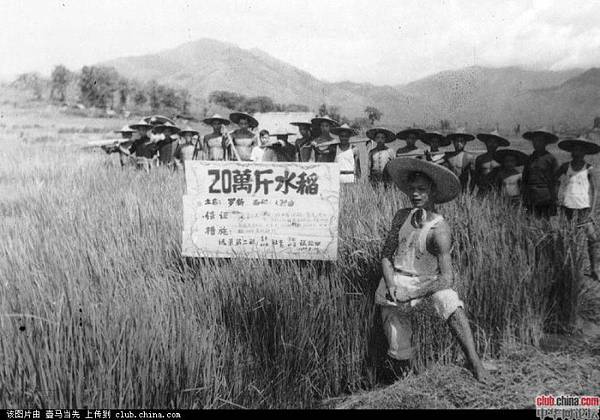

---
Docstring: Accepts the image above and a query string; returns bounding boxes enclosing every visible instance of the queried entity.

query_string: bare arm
[381,210,409,289]
[354,148,361,179]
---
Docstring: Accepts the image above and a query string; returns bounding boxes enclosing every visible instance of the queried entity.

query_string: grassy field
[0,104,599,409]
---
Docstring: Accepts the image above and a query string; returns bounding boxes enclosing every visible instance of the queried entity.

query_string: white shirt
[250,146,265,162]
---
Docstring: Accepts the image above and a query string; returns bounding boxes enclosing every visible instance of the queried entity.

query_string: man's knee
[381,307,413,360]
[431,289,464,320]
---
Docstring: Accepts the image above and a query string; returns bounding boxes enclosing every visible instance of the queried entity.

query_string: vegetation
[364,106,383,125]
[208,90,310,114]
[0,126,595,408]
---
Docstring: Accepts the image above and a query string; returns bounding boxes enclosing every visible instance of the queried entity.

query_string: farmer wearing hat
[291,121,313,162]
[101,125,137,167]
[474,130,510,194]
[201,114,230,161]
[377,158,489,382]
[367,127,396,184]
[332,124,361,183]
[174,126,199,169]
[396,128,425,157]
[310,115,340,163]
[227,112,259,161]
[489,149,528,205]
[144,115,176,126]
[251,130,271,162]
[556,136,600,280]
[153,121,181,168]
[521,128,559,218]
[267,129,297,162]
[128,119,160,172]
[444,129,476,189]
[420,132,450,165]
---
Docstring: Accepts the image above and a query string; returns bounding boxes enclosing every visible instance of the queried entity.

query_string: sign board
[182,161,339,260]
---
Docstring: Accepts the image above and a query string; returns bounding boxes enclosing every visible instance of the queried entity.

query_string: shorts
[375,275,464,360]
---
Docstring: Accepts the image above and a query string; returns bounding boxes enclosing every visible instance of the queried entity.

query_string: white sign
[182,161,339,260]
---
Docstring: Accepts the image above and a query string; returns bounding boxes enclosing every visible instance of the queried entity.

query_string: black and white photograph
[1,0,599,413]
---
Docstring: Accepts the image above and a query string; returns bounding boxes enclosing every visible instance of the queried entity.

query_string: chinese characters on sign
[183,161,339,260]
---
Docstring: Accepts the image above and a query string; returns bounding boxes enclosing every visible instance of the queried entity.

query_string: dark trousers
[526,203,557,218]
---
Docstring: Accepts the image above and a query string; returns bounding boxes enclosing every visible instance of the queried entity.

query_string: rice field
[0,105,598,409]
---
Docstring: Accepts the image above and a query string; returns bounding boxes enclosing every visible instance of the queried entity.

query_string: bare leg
[447,308,490,382]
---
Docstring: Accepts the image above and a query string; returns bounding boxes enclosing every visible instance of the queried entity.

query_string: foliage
[79,66,120,108]
[50,65,72,103]
[209,90,309,113]
[12,72,45,100]
[364,106,383,125]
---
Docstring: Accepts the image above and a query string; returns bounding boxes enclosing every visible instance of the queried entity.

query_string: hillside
[96,38,595,129]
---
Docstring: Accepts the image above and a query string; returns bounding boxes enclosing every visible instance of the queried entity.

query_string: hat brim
[290,122,312,128]
[366,128,396,143]
[494,149,528,165]
[396,129,425,140]
[144,115,175,125]
[558,140,600,155]
[230,112,259,128]
[476,134,510,147]
[153,125,181,134]
[203,117,230,126]
[522,131,558,144]
[130,123,153,130]
[446,133,475,142]
[386,158,461,204]
[311,117,340,127]
[180,130,199,136]
[331,127,357,137]
[421,135,451,147]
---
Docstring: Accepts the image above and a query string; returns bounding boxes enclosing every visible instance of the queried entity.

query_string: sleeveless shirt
[335,145,356,183]
[559,163,592,209]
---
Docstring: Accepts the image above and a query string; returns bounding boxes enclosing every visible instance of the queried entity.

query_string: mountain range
[101,38,599,130]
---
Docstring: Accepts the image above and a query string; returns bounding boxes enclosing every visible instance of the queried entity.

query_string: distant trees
[317,103,349,125]
[13,72,45,100]
[439,119,451,130]
[594,117,600,129]
[50,65,72,103]
[364,106,382,125]
[209,90,309,113]
[79,66,120,108]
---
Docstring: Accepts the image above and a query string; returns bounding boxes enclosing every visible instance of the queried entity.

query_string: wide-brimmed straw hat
[558,137,600,155]
[522,127,558,144]
[179,126,199,136]
[229,112,259,128]
[311,115,340,127]
[446,127,475,142]
[476,130,510,147]
[269,128,295,137]
[396,128,425,140]
[421,131,451,147]
[130,119,153,130]
[144,115,175,125]
[366,127,396,143]
[290,121,312,129]
[331,123,357,137]
[152,121,181,134]
[494,149,528,166]
[386,158,461,204]
[202,114,231,126]
[114,125,135,134]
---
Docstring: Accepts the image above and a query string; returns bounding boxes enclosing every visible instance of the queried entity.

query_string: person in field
[367,127,396,184]
[521,128,559,218]
[291,121,313,162]
[174,127,199,169]
[474,130,510,194]
[556,136,600,280]
[489,149,527,205]
[227,112,259,161]
[266,129,298,162]
[420,131,450,165]
[101,125,137,167]
[377,158,490,383]
[200,114,231,161]
[144,115,176,126]
[128,119,159,172]
[153,121,181,169]
[332,123,361,183]
[396,128,425,157]
[444,128,476,189]
[251,129,270,162]
[310,115,340,162]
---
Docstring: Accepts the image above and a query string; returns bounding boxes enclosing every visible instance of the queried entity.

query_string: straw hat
[179,126,199,136]
[366,127,396,143]
[476,130,510,147]
[558,136,600,155]
[421,131,451,147]
[522,127,558,144]
[494,149,528,166]
[331,123,357,137]
[143,115,175,125]
[311,115,340,127]
[130,119,153,130]
[114,125,135,134]
[290,121,312,129]
[202,114,231,126]
[386,158,461,204]
[152,121,181,134]
[269,128,295,137]
[397,128,425,140]
[229,112,259,128]
[446,127,475,142]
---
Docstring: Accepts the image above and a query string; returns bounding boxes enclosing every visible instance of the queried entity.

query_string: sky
[2,0,600,85]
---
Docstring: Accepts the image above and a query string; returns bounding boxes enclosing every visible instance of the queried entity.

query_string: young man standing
[101,125,137,167]
[291,121,313,162]
[490,149,528,205]
[310,115,340,162]
[556,136,600,280]
[128,119,159,172]
[521,128,559,218]
[154,121,181,169]
[377,158,490,383]
[396,128,425,157]
[174,126,199,170]
[444,128,476,189]
[267,130,298,162]
[420,131,450,165]
[228,112,259,161]
[331,123,361,183]
[200,114,231,161]
[367,127,396,184]
[474,130,510,195]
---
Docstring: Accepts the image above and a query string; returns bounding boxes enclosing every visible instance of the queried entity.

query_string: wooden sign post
[182,161,339,260]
